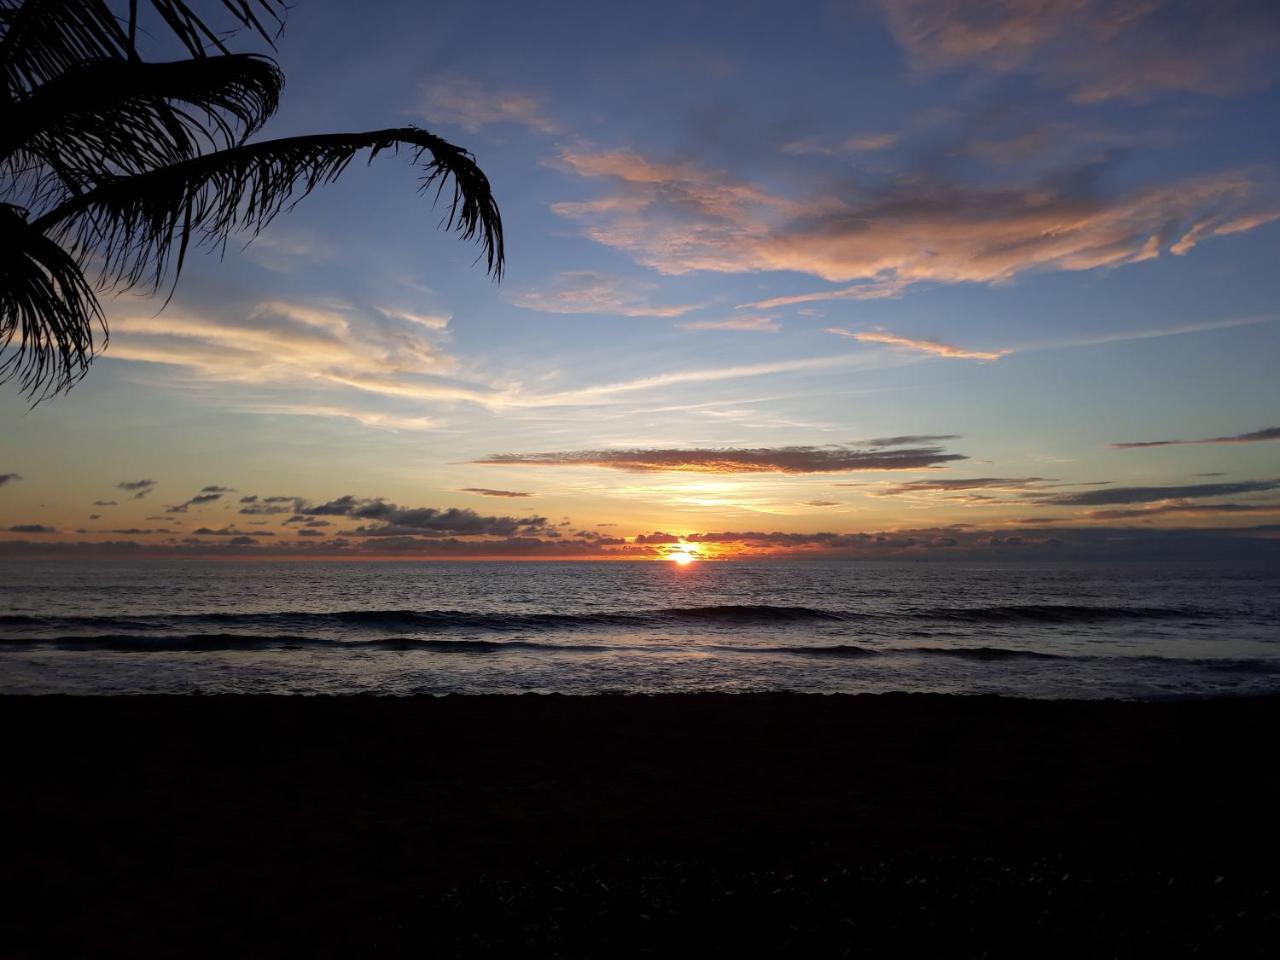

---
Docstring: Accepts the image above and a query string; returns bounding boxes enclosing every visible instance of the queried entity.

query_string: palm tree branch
[0,0,129,98]
[0,0,287,98]
[36,126,504,288]
[0,200,104,399]
[1,53,284,191]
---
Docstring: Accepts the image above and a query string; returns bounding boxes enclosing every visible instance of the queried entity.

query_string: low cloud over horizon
[474,440,969,474]
[1111,426,1280,448]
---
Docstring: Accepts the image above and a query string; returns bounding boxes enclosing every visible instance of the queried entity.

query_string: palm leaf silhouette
[1,1,503,401]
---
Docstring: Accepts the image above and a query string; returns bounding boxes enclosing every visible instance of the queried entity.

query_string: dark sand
[5,693,1279,956]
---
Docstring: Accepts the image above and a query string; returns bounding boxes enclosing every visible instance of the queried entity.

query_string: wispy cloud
[241,403,444,432]
[871,0,1280,102]
[552,147,1278,288]
[7,524,55,533]
[1026,315,1275,352]
[508,271,700,318]
[521,352,901,408]
[165,492,224,514]
[474,440,967,474]
[460,488,534,498]
[829,328,1010,360]
[1037,479,1280,506]
[420,74,559,133]
[0,473,21,487]
[861,434,962,448]
[115,479,157,500]
[738,278,907,310]
[782,133,900,155]
[679,316,780,333]
[875,476,1053,496]
[1084,502,1280,520]
[1110,426,1280,449]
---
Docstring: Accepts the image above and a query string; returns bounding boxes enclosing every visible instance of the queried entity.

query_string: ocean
[2,559,1277,698]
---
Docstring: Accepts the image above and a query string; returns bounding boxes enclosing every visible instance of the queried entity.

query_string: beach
[6,692,1279,956]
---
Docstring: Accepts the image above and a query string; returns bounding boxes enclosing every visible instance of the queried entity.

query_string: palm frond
[38,126,504,288]
[144,0,286,55]
[0,0,128,97]
[0,0,287,98]
[2,53,283,197]
[0,201,103,399]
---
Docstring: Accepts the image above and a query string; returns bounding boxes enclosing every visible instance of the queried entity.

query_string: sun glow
[668,550,698,565]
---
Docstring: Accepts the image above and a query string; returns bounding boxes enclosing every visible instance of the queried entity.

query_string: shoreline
[8,692,1279,955]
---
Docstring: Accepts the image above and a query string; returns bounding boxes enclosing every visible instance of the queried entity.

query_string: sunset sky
[2,0,1279,560]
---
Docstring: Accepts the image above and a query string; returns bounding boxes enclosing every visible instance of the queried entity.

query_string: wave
[0,633,623,653]
[749,643,879,658]
[4,633,1275,675]
[908,604,1215,623]
[0,603,847,634]
[901,645,1068,661]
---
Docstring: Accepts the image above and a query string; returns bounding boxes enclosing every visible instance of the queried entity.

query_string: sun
[668,550,697,566]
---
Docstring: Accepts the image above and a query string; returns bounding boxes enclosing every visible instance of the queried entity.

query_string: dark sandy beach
[5,692,1279,956]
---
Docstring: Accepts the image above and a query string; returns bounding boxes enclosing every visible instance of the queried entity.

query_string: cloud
[876,476,1052,496]
[91,499,117,506]
[803,500,841,507]
[374,307,450,332]
[679,316,780,333]
[459,488,534,498]
[508,271,699,318]
[782,133,900,155]
[474,440,967,474]
[116,479,157,500]
[298,496,548,537]
[1084,502,1280,520]
[238,495,302,515]
[634,532,681,544]
[871,0,1280,102]
[829,328,1010,360]
[238,504,295,515]
[0,473,20,487]
[738,278,908,310]
[242,403,445,432]
[552,147,1279,289]
[192,526,275,537]
[1038,479,1280,506]
[420,74,558,133]
[3,523,1275,562]
[861,434,962,448]
[200,485,235,494]
[8,524,54,533]
[1110,426,1280,449]
[165,492,224,513]
[107,300,493,408]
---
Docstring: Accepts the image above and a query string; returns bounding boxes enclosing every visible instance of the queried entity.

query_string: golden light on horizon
[668,549,698,566]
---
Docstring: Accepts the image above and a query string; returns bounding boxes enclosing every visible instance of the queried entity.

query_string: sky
[2,0,1279,561]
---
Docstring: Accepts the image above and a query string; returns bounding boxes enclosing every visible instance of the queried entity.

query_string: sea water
[1,559,1276,698]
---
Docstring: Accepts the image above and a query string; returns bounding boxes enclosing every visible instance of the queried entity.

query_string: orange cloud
[553,148,1277,288]
[830,328,1010,361]
[508,271,699,318]
[420,75,558,133]
[679,316,780,333]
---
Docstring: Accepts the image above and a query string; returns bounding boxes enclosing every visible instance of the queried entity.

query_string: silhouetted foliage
[1,0,503,399]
